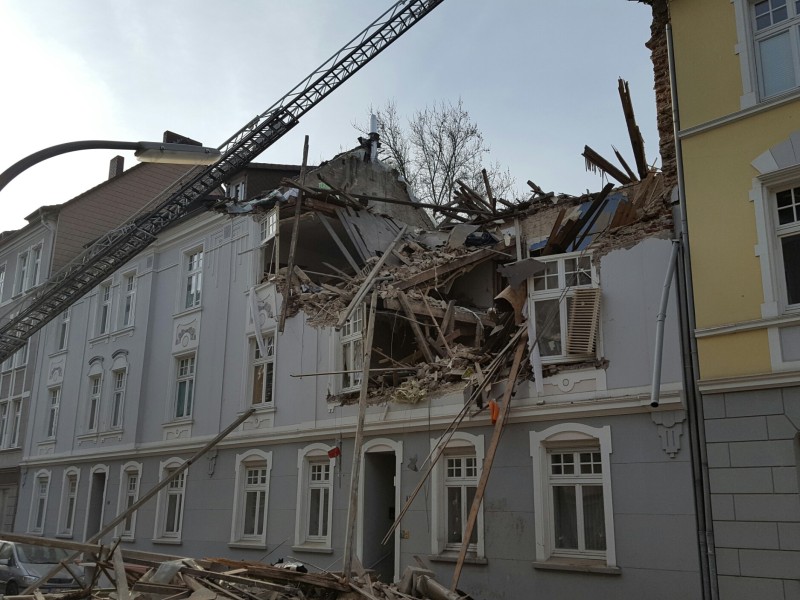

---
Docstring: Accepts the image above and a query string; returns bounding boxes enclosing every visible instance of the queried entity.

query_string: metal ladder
[0,0,445,362]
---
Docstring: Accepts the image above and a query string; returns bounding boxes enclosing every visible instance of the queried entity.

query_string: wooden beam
[343,291,379,579]
[382,297,492,326]
[481,168,496,213]
[618,78,648,179]
[582,145,632,185]
[396,291,436,363]
[279,136,310,333]
[451,330,528,591]
[318,214,361,273]
[394,247,498,291]
[612,145,638,182]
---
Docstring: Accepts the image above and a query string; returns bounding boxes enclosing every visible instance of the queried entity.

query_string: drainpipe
[667,23,719,600]
[650,240,679,407]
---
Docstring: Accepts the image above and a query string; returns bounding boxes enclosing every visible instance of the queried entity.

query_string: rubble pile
[1,535,473,600]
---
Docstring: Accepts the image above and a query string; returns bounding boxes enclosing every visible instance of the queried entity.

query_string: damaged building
[9,127,704,598]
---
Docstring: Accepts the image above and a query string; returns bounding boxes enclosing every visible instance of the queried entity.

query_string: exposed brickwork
[646,0,677,193]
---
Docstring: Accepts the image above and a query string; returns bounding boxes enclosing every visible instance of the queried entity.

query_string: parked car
[0,541,85,595]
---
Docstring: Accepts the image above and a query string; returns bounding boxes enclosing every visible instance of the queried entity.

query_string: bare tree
[358,99,517,209]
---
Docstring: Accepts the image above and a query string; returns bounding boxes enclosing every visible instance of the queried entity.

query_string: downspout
[650,239,679,408]
[667,22,719,600]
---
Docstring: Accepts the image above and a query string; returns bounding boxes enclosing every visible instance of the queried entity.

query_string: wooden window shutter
[566,287,601,355]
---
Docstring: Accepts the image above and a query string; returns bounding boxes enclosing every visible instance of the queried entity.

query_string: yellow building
[665,0,800,597]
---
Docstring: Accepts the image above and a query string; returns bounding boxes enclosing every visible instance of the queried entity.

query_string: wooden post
[279,135,310,333]
[450,331,528,591]
[342,290,379,580]
[22,408,256,594]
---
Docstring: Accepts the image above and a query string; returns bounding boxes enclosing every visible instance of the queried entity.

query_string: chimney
[108,156,124,180]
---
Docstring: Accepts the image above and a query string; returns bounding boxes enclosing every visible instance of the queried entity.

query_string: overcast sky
[0,1,656,231]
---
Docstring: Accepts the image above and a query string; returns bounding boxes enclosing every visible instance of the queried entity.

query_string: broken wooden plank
[582,145,632,186]
[112,546,131,600]
[336,225,407,329]
[612,145,638,182]
[180,566,291,594]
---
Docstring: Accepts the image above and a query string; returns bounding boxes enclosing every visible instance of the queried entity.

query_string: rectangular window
[59,473,78,536]
[185,250,203,309]
[175,355,195,419]
[0,402,8,449]
[243,467,268,537]
[251,335,275,405]
[0,265,5,301]
[444,455,478,549]
[752,0,800,98]
[530,254,600,361]
[46,388,60,439]
[548,449,606,556]
[121,470,139,538]
[776,185,800,306]
[110,370,126,429]
[260,209,278,242]
[9,399,21,448]
[340,305,364,392]
[307,462,331,540]
[98,282,112,335]
[29,245,41,289]
[122,274,136,327]
[163,469,185,537]
[87,376,101,432]
[57,309,70,351]
[30,474,49,534]
[15,251,28,295]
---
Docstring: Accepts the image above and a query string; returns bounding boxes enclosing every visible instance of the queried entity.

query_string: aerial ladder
[0,0,445,363]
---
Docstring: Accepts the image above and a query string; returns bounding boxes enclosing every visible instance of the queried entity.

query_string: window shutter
[567,287,601,354]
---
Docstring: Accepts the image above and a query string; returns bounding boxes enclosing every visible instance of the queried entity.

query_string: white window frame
[230,450,272,546]
[530,424,616,567]
[87,374,102,433]
[154,458,187,542]
[57,467,80,537]
[294,443,335,550]
[430,432,485,558]
[250,335,275,406]
[57,309,70,352]
[121,272,137,328]
[97,280,113,335]
[29,244,42,290]
[0,264,5,302]
[14,250,28,296]
[734,0,800,106]
[174,354,196,420]
[110,369,126,429]
[260,209,278,242]
[184,249,204,310]
[117,461,141,540]
[46,387,60,439]
[28,469,51,535]
[340,305,364,393]
[529,251,599,363]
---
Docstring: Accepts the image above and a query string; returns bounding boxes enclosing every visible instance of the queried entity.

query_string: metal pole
[650,240,679,407]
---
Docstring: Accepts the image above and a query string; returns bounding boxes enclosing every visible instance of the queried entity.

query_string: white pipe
[651,240,680,407]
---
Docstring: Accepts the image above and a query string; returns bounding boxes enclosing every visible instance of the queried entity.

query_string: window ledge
[228,541,267,550]
[173,306,202,319]
[291,545,334,555]
[48,349,68,359]
[251,404,276,413]
[54,533,74,540]
[0,446,22,454]
[532,558,620,576]
[89,333,111,345]
[112,326,135,340]
[428,554,487,565]
[152,538,182,546]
